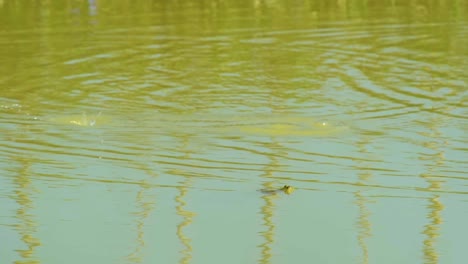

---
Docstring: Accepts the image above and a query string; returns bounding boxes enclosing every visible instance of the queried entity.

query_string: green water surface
[1,1,467,264]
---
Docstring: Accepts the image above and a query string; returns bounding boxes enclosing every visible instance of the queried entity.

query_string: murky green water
[1,1,467,263]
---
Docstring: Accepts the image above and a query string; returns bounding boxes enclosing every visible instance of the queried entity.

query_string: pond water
[1,1,467,264]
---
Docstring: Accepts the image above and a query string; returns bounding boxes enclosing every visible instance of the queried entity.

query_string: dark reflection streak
[341,66,466,119]
[3,131,160,164]
[369,195,426,199]
[2,143,145,165]
[156,159,265,172]
[299,150,378,163]
[155,158,322,175]
[419,108,466,119]
[343,75,422,109]
[210,143,286,158]
[429,174,468,181]
[155,152,284,167]
[296,177,468,196]
[215,143,378,163]
[351,166,400,173]
[164,168,244,183]
[359,108,421,120]
[24,171,229,192]
[12,154,41,263]
[33,172,164,188]
[355,105,412,114]
[388,86,448,102]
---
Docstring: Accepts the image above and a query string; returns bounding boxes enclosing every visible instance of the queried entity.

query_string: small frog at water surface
[260,185,294,195]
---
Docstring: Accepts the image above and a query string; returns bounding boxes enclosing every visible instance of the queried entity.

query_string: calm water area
[1,1,467,263]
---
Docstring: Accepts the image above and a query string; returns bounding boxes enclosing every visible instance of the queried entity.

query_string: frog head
[281,185,294,194]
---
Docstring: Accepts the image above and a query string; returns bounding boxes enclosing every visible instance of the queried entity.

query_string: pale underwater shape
[40,111,349,138]
[47,112,108,127]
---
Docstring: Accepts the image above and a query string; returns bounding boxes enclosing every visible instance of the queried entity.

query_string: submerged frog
[260,185,294,195]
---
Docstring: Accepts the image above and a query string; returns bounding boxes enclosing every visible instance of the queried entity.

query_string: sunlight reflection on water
[1,1,467,264]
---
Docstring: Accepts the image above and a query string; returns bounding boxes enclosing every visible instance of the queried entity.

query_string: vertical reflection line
[354,137,373,264]
[258,141,285,264]
[175,180,195,264]
[257,90,291,263]
[422,195,443,264]
[13,158,41,264]
[125,133,160,263]
[354,190,371,264]
[258,183,277,264]
[126,181,156,263]
[420,119,446,264]
[175,134,195,264]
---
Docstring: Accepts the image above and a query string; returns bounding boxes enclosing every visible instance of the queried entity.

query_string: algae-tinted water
[1,1,467,264]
